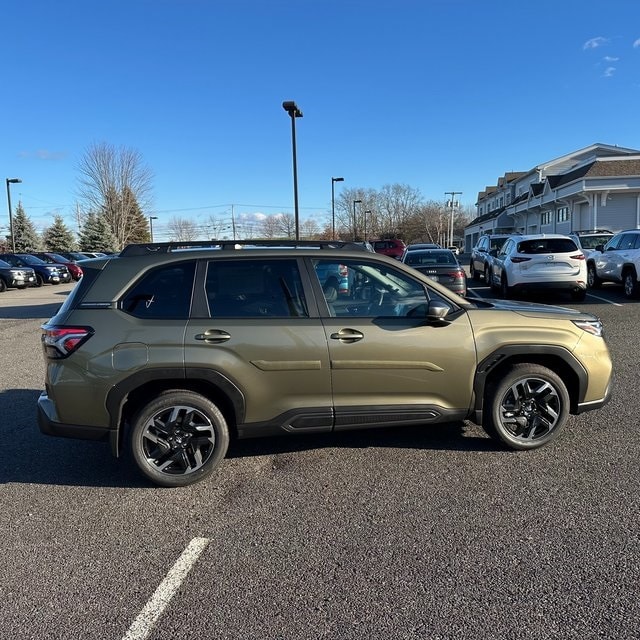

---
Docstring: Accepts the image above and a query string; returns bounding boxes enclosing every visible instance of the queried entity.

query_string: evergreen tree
[12,201,42,252]
[121,187,151,244]
[42,215,76,252]
[78,212,118,253]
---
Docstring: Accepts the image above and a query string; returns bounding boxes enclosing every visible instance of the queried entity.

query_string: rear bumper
[511,280,586,293]
[38,391,111,442]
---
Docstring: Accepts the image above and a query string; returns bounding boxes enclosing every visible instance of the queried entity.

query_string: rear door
[185,257,332,432]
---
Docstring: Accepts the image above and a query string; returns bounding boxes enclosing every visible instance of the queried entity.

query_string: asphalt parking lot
[1,279,639,640]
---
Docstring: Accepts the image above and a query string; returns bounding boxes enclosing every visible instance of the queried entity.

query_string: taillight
[447,269,465,280]
[570,254,585,260]
[338,264,348,277]
[510,256,531,263]
[41,325,94,359]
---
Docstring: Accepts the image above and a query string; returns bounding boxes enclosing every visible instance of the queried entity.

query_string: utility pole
[444,191,462,247]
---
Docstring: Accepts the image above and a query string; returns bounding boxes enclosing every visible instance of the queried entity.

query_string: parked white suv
[489,234,587,301]
[588,229,640,298]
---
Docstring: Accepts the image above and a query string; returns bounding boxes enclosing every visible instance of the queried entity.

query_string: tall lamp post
[352,199,362,241]
[5,178,22,252]
[364,210,371,242]
[331,177,344,240]
[148,215,158,242]
[282,100,303,241]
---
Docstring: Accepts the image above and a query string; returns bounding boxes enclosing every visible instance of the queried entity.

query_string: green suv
[38,240,613,487]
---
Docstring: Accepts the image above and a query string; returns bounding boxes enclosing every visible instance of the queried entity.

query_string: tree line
[1,142,471,252]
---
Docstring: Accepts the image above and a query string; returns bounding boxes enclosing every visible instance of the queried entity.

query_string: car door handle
[330,328,364,342]
[195,329,231,343]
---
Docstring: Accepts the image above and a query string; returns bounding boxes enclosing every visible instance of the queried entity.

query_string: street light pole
[5,178,22,252]
[444,191,462,247]
[282,101,303,241]
[331,177,344,240]
[148,215,158,242]
[364,210,371,242]
[352,199,362,241]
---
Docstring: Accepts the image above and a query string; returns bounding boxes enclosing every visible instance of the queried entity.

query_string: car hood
[478,297,596,319]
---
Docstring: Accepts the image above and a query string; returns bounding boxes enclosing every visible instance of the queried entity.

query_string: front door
[311,257,477,429]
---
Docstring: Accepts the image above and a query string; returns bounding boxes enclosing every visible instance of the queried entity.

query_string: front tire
[483,364,569,450]
[130,390,230,487]
[34,274,44,287]
[587,263,601,288]
[500,275,512,299]
[484,265,492,286]
[623,268,640,299]
[0,278,6,293]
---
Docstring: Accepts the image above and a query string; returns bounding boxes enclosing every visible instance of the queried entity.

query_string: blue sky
[2,0,640,240]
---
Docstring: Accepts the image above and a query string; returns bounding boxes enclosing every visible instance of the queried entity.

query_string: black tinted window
[517,238,578,254]
[122,261,196,318]
[206,259,307,318]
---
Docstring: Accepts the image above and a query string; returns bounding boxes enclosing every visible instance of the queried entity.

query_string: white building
[465,143,640,251]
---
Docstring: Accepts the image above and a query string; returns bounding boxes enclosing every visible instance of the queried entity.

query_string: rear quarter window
[121,262,196,318]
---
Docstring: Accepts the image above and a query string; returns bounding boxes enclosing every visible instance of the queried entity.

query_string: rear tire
[34,274,44,287]
[130,390,230,487]
[0,278,6,293]
[483,363,569,450]
[570,288,586,302]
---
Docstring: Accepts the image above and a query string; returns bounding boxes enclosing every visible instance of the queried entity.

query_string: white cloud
[603,66,616,77]
[17,149,66,160]
[583,36,608,50]
[603,56,619,62]
[633,38,640,48]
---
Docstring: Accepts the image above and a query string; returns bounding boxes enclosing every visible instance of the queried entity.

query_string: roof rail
[119,239,371,257]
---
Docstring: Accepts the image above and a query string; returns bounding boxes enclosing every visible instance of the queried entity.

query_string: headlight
[573,319,604,337]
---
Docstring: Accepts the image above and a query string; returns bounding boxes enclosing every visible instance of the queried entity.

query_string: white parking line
[122,537,210,640]
[585,292,624,306]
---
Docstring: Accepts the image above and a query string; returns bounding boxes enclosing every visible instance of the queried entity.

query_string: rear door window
[205,258,308,318]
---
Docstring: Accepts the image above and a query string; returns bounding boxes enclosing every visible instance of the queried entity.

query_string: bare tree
[76,142,154,249]
[166,216,199,241]
[300,218,320,239]
[261,215,282,238]
[276,213,296,239]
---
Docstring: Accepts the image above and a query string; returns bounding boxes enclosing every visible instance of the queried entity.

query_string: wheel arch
[472,346,587,424]
[106,368,245,456]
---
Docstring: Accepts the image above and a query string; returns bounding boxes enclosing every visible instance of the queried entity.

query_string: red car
[33,252,84,281]
[372,239,406,260]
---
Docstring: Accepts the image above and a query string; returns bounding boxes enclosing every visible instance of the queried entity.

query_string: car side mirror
[488,249,497,257]
[594,244,604,252]
[426,300,450,323]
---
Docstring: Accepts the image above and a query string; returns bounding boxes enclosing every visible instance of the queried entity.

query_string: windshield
[48,253,68,262]
[579,235,612,249]
[19,255,46,265]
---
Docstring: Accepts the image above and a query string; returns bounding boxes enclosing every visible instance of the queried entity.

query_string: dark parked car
[0,258,36,292]
[0,253,67,287]
[58,251,92,263]
[402,248,467,296]
[32,252,83,281]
